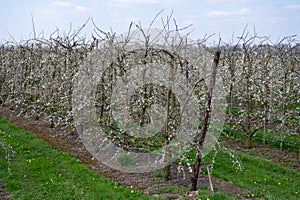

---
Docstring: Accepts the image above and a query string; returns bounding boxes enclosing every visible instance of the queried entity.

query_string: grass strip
[205,149,300,199]
[0,116,152,200]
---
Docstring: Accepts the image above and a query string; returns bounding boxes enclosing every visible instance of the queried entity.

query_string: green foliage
[0,116,151,200]
[226,106,243,117]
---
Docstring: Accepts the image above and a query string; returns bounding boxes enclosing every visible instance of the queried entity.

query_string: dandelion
[114,182,118,189]
[251,193,255,197]
[206,198,210,200]
[130,190,134,193]
[278,182,281,185]
[92,178,96,181]
[263,178,267,181]
[295,192,298,195]
[262,189,266,192]
[237,193,240,197]
[253,181,257,184]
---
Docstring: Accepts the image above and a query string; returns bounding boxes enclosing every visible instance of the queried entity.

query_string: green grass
[179,140,300,199]
[203,149,300,200]
[0,116,152,200]
[149,185,188,195]
[253,129,299,151]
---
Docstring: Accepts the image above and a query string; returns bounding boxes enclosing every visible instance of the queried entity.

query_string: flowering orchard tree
[221,31,299,149]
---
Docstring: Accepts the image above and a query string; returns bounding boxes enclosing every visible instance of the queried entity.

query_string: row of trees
[0,21,299,190]
[2,32,298,149]
[221,34,299,148]
[0,34,93,132]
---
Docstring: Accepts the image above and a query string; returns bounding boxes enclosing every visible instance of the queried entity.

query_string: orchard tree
[272,37,300,150]
[227,33,267,148]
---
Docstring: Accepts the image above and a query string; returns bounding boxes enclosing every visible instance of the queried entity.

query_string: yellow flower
[263,178,267,181]
[206,198,210,200]
[295,192,298,195]
[262,189,266,192]
[130,190,134,193]
[251,193,255,197]
[278,182,281,185]
[92,178,96,181]
[253,181,257,184]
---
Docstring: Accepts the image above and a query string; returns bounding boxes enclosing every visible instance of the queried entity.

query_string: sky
[1,0,300,44]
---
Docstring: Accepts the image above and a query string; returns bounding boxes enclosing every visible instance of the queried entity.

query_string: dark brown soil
[3,106,298,199]
[0,179,11,200]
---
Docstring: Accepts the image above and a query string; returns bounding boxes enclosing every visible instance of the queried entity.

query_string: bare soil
[1,106,298,199]
[0,179,11,200]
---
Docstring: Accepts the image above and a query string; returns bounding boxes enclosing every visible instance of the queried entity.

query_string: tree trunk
[244,135,252,149]
[162,164,170,181]
[162,60,174,181]
[190,50,221,191]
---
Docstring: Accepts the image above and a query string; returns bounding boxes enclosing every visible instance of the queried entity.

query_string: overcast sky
[1,0,300,44]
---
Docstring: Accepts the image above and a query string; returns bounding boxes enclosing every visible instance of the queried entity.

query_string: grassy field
[0,115,299,199]
[0,116,151,200]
